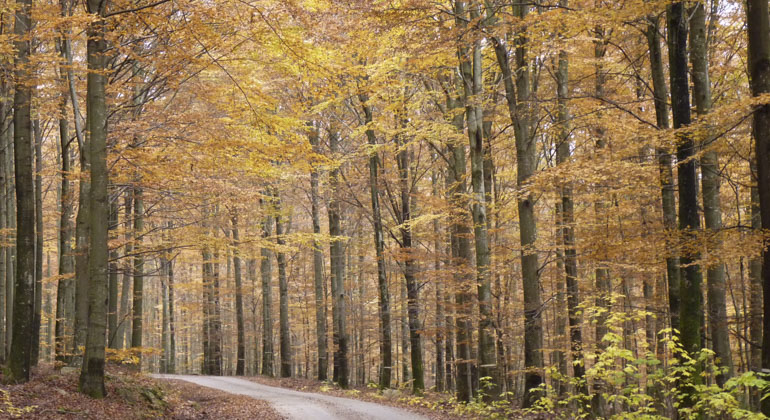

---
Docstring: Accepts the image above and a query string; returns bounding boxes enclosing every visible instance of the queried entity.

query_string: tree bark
[646,12,681,338]
[555,39,587,395]
[131,187,144,368]
[260,209,274,377]
[308,123,330,382]
[328,127,349,388]
[79,0,110,396]
[395,117,425,394]
[32,120,42,366]
[668,1,704,404]
[456,2,498,398]
[231,213,246,375]
[746,0,770,413]
[274,193,292,378]
[689,0,733,385]
[7,0,35,382]
[358,96,393,389]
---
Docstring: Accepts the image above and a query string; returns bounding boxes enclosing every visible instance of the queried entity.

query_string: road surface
[152,374,427,420]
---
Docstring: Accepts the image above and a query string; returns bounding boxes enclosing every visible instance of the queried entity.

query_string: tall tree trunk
[689,0,733,385]
[131,187,144,368]
[328,127,349,388]
[668,0,704,403]
[513,0,544,407]
[0,88,7,363]
[750,157,762,374]
[231,213,246,376]
[107,192,119,349]
[432,173,444,392]
[260,210,274,377]
[117,192,133,349]
[4,120,12,361]
[160,259,169,374]
[358,96,393,389]
[211,236,223,375]
[308,124,329,382]
[555,38,587,395]
[79,0,110,396]
[32,120,42,366]
[7,0,34,382]
[201,229,213,375]
[395,121,425,394]
[487,0,543,405]
[274,194,292,378]
[457,2,498,398]
[166,224,176,374]
[746,0,770,413]
[646,12,681,338]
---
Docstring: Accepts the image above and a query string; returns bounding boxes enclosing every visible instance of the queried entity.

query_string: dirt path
[152,374,428,420]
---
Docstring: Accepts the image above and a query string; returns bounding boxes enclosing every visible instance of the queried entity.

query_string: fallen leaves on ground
[0,364,283,419]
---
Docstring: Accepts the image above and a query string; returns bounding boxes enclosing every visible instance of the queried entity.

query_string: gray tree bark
[328,127,349,388]
[260,209,274,377]
[308,124,329,382]
[7,0,35,383]
[358,96,393,389]
[79,0,110,396]
[231,213,246,375]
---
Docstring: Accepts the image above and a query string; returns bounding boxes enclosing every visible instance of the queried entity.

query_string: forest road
[152,374,428,420]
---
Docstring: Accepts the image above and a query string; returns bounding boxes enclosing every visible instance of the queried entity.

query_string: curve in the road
[153,374,427,420]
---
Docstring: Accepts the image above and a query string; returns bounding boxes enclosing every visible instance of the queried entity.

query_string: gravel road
[153,374,427,420]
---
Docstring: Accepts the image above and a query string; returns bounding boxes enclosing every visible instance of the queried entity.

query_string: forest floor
[0,364,282,419]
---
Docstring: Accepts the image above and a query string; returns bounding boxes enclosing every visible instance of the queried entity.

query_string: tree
[79,0,110,397]
[668,0,704,402]
[309,123,330,382]
[231,213,246,375]
[746,0,770,414]
[7,0,35,383]
[328,126,349,388]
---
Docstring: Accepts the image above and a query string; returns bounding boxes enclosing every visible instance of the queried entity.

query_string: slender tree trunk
[0,86,8,363]
[260,210,274,377]
[457,3,498,398]
[274,194,292,378]
[358,97,393,389]
[668,1,705,404]
[746,0,770,413]
[513,1,544,407]
[5,121,12,361]
[689,0,733,385]
[211,237,223,375]
[395,123,425,394]
[79,0,110,396]
[131,187,144,368]
[160,260,169,373]
[7,0,35,382]
[117,192,133,349]
[231,213,246,375]
[328,127,349,388]
[750,158,762,374]
[433,174,444,392]
[443,85,475,401]
[201,227,213,375]
[32,120,42,366]
[308,124,329,382]
[555,40,587,395]
[166,228,176,374]
[107,192,119,348]
[646,13,681,337]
